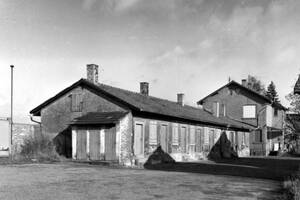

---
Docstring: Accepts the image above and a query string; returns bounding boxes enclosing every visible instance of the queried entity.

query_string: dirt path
[0,163,281,200]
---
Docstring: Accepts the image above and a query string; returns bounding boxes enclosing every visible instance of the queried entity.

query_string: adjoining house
[197,80,287,156]
[30,65,252,166]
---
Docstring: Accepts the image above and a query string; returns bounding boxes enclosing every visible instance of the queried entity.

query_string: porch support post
[72,128,77,159]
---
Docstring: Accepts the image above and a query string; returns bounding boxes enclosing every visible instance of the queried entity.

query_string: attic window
[71,93,83,112]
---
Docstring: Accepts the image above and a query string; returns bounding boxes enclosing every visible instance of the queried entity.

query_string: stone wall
[118,113,133,166]
[41,86,127,140]
[12,123,41,156]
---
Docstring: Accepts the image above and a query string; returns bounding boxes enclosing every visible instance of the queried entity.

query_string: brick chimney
[140,82,149,96]
[241,79,247,87]
[177,93,185,106]
[87,64,99,84]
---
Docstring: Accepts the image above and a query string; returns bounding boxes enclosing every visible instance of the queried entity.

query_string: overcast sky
[0,0,300,123]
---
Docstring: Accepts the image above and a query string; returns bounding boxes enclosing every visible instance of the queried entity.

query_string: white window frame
[243,105,256,119]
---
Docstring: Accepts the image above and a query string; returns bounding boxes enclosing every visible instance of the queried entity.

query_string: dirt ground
[0,163,282,200]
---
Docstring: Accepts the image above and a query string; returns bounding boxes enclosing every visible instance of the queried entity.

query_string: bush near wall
[279,169,300,200]
[19,134,60,162]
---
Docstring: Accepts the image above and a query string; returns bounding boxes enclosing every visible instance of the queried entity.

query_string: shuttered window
[172,124,179,145]
[149,121,157,145]
[71,93,83,112]
[254,130,262,142]
[189,127,195,145]
[196,128,202,152]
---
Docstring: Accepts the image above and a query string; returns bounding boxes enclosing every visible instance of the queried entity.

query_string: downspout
[30,115,42,138]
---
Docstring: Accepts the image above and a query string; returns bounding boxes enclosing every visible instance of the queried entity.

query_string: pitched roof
[294,75,300,95]
[70,112,127,125]
[197,80,287,110]
[30,79,253,131]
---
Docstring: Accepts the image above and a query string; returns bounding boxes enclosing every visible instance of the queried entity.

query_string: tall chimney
[87,64,99,84]
[140,82,149,96]
[177,93,185,106]
[241,79,247,87]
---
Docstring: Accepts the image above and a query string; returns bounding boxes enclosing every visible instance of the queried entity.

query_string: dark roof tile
[31,79,253,131]
[71,112,127,125]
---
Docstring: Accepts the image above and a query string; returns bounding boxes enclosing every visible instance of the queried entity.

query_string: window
[254,130,262,142]
[149,121,157,145]
[172,124,179,145]
[274,108,278,117]
[243,105,256,119]
[71,93,83,112]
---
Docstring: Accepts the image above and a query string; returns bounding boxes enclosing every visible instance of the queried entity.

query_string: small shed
[70,112,127,161]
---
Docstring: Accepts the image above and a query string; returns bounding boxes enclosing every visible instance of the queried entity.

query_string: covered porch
[70,112,127,162]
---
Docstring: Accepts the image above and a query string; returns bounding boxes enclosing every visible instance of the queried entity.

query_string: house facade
[30,65,252,166]
[198,80,286,156]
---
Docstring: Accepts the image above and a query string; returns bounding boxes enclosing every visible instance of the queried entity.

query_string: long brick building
[30,64,252,165]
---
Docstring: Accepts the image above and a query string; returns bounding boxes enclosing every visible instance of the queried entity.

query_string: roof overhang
[30,79,140,116]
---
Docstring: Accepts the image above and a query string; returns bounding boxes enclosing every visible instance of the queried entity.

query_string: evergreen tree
[266,81,280,103]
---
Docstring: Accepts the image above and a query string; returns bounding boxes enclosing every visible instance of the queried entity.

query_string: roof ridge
[95,80,199,109]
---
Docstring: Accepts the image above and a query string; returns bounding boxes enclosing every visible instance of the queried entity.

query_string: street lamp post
[10,65,14,159]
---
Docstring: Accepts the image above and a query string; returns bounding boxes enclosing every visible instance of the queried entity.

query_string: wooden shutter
[172,124,179,145]
[149,122,157,145]
[195,128,202,152]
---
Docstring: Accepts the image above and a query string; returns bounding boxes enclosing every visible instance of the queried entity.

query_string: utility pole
[10,65,14,159]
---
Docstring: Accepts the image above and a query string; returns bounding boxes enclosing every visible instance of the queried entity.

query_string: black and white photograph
[0,0,300,199]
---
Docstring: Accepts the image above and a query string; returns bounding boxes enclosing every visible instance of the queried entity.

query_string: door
[160,125,168,152]
[76,129,87,160]
[89,129,100,160]
[105,127,117,161]
[134,123,144,156]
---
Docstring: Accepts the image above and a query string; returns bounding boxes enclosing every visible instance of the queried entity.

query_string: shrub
[19,134,60,162]
[280,169,300,200]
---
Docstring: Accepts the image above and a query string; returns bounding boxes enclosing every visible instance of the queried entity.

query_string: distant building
[294,75,300,95]
[197,80,287,156]
[30,64,251,165]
